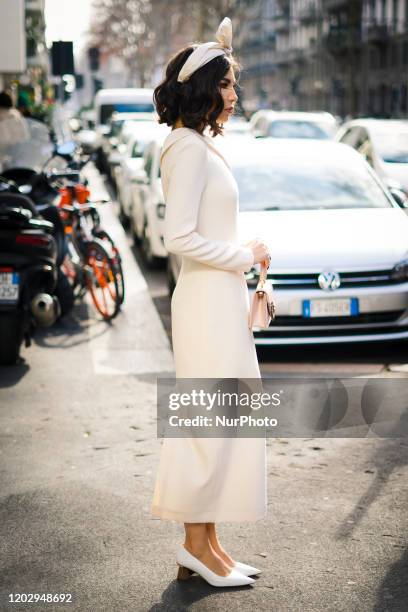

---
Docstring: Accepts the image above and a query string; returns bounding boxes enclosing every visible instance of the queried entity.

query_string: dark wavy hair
[153,45,240,137]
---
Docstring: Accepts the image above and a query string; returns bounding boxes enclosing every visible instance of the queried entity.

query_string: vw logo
[318,270,341,291]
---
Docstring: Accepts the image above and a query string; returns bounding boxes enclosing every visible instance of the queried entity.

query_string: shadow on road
[149,576,256,611]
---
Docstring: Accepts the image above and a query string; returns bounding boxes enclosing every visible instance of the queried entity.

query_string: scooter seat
[0,193,39,217]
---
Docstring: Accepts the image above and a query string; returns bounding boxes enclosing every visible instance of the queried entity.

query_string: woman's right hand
[246,238,271,266]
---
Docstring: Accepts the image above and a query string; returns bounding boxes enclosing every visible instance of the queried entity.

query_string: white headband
[177,17,233,83]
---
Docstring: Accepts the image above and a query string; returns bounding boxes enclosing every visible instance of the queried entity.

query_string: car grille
[261,269,397,289]
[269,311,404,326]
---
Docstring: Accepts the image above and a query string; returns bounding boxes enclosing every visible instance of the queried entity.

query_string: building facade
[0,0,49,109]
[236,0,408,118]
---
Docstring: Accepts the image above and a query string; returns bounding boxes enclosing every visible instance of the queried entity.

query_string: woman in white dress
[151,18,271,588]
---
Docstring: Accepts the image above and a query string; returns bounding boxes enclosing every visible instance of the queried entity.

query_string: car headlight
[156,203,166,219]
[391,259,408,281]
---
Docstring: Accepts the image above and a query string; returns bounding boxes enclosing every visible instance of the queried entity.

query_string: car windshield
[232,158,393,211]
[0,118,54,172]
[371,129,408,163]
[131,138,150,158]
[267,120,329,139]
[109,120,125,137]
[100,102,155,125]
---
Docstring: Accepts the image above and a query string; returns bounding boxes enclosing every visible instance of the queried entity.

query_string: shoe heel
[177,564,194,580]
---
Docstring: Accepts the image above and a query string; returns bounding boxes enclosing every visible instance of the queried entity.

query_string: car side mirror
[389,188,408,209]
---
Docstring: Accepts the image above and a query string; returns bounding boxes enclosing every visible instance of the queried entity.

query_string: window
[231,157,392,211]
[144,153,153,182]
[403,41,408,66]
[371,128,408,162]
[267,120,329,139]
[131,141,144,158]
[339,128,360,146]
[390,42,399,66]
[100,102,155,125]
[357,137,375,167]
[354,128,369,149]
[381,0,386,21]
[392,0,398,31]
[253,117,268,135]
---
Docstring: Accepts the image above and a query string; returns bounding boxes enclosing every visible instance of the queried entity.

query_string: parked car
[70,110,97,153]
[93,88,155,172]
[222,115,252,136]
[250,110,338,140]
[129,132,169,267]
[115,121,169,226]
[336,119,408,196]
[168,138,408,345]
[94,88,155,129]
[102,112,156,178]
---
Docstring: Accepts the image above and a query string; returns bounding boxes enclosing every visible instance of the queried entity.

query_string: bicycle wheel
[84,239,120,320]
[93,229,125,306]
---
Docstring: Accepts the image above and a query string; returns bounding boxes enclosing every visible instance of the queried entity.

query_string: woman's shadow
[149,575,256,611]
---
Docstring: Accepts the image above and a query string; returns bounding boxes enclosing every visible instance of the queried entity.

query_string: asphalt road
[0,167,407,612]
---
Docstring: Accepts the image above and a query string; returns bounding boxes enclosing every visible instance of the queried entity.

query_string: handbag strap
[258,260,269,287]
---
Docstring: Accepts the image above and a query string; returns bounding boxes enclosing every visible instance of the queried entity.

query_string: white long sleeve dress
[151,127,267,522]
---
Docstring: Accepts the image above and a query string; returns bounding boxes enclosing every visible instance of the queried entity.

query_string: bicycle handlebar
[47,170,81,182]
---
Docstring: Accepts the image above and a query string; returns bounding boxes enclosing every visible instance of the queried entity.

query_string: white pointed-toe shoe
[234,561,261,576]
[176,545,255,587]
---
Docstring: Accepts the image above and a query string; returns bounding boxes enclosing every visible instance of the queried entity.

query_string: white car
[72,110,97,153]
[250,110,338,140]
[115,122,168,226]
[168,138,408,345]
[107,115,159,183]
[93,87,155,171]
[336,119,408,196]
[102,112,156,176]
[222,116,252,135]
[130,132,169,266]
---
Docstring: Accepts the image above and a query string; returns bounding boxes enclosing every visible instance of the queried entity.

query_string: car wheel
[130,215,142,246]
[95,148,106,174]
[141,221,163,269]
[118,199,130,229]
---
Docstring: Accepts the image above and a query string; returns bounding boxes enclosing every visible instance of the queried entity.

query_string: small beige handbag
[249,261,276,330]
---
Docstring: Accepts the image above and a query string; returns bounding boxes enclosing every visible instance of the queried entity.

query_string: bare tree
[90,0,156,86]
[89,0,257,86]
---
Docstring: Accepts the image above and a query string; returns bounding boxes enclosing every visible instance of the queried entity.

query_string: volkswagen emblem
[318,270,341,291]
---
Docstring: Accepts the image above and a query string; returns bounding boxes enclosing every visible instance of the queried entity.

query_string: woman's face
[217,66,238,124]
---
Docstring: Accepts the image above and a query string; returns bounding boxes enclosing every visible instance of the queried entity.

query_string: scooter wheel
[55,269,75,318]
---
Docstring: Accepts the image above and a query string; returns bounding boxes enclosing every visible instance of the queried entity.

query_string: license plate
[303,298,359,317]
[0,272,20,302]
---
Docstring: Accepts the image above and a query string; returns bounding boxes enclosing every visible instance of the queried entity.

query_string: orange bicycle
[58,183,122,320]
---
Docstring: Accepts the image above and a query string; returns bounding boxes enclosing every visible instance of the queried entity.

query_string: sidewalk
[0,171,407,611]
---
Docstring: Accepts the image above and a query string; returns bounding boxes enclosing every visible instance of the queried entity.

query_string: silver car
[250,110,338,140]
[336,118,408,196]
[168,138,408,345]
